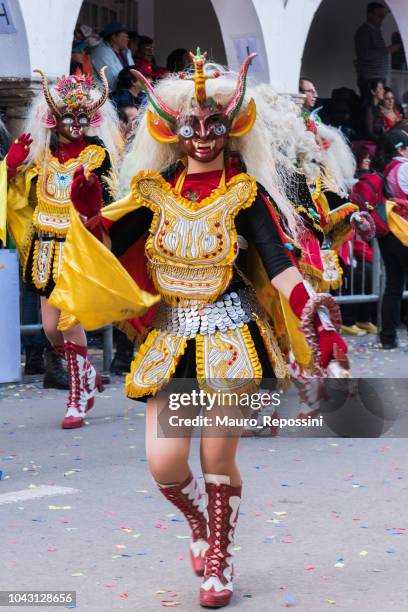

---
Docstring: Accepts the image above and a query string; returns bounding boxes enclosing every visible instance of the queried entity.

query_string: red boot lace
[205,487,232,578]
[66,349,81,409]
[165,487,207,541]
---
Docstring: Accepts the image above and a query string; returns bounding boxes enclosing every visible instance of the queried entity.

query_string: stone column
[0,77,42,139]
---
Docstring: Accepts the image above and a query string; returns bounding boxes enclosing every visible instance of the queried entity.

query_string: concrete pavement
[0,333,407,612]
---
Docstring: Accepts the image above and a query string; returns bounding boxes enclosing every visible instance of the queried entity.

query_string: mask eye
[213,123,227,136]
[61,115,74,126]
[77,115,90,126]
[178,124,194,139]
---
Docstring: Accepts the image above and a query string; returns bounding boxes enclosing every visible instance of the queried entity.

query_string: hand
[6,133,32,170]
[350,211,375,240]
[318,329,348,369]
[70,166,103,217]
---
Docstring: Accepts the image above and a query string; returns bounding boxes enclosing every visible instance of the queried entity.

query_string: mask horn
[86,66,109,115]
[33,69,62,118]
[224,53,257,121]
[130,68,179,125]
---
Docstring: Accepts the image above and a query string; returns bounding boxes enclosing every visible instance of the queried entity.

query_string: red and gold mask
[130,48,257,160]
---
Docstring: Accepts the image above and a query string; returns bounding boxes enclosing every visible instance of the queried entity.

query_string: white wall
[153,0,226,68]
[0,0,29,77]
[211,0,269,83]
[301,0,400,97]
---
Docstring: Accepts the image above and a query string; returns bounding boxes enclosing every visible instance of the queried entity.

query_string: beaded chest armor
[33,144,105,236]
[125,172,288,398]
[131,172,257,305]
[28,144,105,290]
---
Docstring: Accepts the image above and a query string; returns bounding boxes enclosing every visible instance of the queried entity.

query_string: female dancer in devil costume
[52,50,348,608]
[0,68,121,429]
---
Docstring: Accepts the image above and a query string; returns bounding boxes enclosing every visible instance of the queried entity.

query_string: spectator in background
[355,2,401,103]
[91,22,133,90]
[379,87,402,131]
[363,78,385,142]
[111,66,145,109]
[128,31,139,63]
[166,48,190,73]
[353,143,373,176]
[135,36,168,80]
[70,41,87,75]
[299,77,318,112]
[118,106,138,144]
[391,31,407,70]
[74,25,101,76]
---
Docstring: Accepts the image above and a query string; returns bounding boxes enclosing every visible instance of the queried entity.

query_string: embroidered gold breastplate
[131,172,257,305]
[32,144,105,236]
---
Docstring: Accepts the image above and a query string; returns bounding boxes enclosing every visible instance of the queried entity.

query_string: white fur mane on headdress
[120,72,311,240]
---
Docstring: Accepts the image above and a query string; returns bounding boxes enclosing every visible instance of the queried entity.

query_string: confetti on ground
[48,506,71,510]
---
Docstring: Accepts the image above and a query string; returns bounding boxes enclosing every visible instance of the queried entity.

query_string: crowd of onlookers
[1,3,407,380]
[70,21,190,145]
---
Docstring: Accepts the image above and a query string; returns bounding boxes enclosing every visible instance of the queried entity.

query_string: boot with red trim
[61,342,103,429]
[158,473,208,576]
[200,475,242,608]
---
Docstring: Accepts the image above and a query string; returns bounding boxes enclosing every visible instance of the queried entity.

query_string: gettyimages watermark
[155,378,407,438]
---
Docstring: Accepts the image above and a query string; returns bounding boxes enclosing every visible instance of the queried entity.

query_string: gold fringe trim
[125,329,187,398]
[52,241,61,283]
[34,144,106,236]
[326,203,358,233]
[130,169,258,214]
[57,311,80,331]
[31,238,54,289]
[296,205,324,236]
[252,314,289,380]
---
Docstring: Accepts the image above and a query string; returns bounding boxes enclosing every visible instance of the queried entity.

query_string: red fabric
[289,282,347,368]
[54,139,88,163]
[351,174,389,237]
[319,329,347,369]
[6,133,32,173]
[70,167,102,216]
[383,112,402,131]
[353,239,373,263]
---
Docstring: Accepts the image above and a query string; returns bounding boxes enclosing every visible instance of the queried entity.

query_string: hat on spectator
[77,24,102,49]
[386,129,408,151]
[100,22,128,38]
[72,41,87,53]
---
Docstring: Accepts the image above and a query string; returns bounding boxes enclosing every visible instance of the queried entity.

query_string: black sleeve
[235,185,294,280]
[109,207,153,257]
[86,136,114,205]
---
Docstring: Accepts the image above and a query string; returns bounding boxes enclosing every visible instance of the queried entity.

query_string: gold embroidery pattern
[52,241,65,282]
[33,145,105,236]
[196,325,262,392]
[32,238,55,289]
[126,329,187,398]
[252,314,288,379]
[321,249,343,289]
[130,171,257,305]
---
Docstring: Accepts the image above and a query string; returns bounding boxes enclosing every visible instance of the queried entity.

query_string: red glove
[6,133,33,177]
[289,282,347,369]
[70,166,103,217]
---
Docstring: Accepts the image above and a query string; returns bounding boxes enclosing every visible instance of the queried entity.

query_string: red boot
[158,473,208,576]
[61,342,103,429]
[199,476,242,608]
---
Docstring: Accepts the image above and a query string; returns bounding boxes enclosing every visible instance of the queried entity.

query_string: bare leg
[146,396,192,484]
[200,435,242,487]
[40,297,64,346]
[62,323,87,346]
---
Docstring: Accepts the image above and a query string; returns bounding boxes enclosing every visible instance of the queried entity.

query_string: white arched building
[0,0,407,133]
